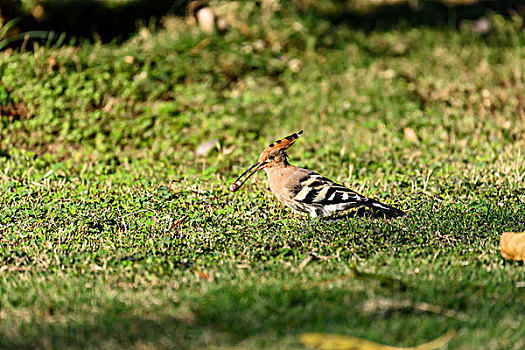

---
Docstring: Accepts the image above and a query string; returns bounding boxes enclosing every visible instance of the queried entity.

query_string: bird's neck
[264,162,293,176]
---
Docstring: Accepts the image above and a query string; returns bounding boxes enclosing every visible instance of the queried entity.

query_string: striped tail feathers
[365,198,406,217]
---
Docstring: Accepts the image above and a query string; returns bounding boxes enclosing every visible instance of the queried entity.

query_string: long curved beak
[230,161,265,191]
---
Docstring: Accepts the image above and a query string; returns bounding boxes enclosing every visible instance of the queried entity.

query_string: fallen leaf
[168,179,175,193]
[189,38,212,56]
[404,127,418,142]
[286,268,406,291]
[195,270,212,281]
[300,329,455,350]
[500,232,525,261]
[196,139,218,156]
[173,216,186,231]
[362,298,467,320]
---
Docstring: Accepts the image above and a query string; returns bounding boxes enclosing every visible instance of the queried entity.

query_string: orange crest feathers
[258,130,303,162]
[267,130,303,151]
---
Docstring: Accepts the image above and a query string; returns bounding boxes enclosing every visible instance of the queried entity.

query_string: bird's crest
[259,130,303,158]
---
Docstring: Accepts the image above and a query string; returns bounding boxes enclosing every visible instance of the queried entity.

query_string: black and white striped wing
[289,171,406,216]
[291,172,368,207]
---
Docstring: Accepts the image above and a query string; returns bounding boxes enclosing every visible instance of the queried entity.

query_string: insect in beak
[229,161,266,192]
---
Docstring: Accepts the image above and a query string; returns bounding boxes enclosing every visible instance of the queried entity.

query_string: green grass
[0,2,524,349]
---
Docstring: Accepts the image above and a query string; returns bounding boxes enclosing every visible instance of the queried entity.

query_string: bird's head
[229,130,303,192]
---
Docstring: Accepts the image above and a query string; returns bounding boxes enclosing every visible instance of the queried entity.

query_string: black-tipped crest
[273,130,302,148]
[258,130,303,161]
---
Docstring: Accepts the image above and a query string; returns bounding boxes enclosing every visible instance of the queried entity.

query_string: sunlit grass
[0,1,524,349]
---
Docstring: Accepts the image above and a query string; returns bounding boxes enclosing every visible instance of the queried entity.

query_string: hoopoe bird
[229,130,405,218]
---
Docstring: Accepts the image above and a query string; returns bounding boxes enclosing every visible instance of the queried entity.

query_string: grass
[0,1,524,349]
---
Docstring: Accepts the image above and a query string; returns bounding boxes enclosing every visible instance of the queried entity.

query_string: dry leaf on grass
[194,270,212,282]
[190,38,212,56]
[500,232,525,261]
[362,298,468,320]
[173,216,186,231]
[300,329,455,350]
[286,269,406,291]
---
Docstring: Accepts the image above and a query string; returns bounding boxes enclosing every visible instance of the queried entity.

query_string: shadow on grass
[0,314,207,349]
[299,0,525,32]
[0,264,521,348]
[5,0,189,44]
[0,285,455,349]
[7,274,515,348]
[4,0,524,46]
[322,206,406,222]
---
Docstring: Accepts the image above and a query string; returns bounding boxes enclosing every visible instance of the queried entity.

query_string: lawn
[0,1,524,349]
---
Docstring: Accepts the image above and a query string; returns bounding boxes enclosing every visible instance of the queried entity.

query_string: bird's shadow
[320,207,406,223]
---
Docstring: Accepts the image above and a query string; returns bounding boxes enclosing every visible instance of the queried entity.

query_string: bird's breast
[265,169,289,197]
[264,167,309,213]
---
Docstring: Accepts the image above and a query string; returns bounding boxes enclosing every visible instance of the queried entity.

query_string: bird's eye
[268,155,275,160]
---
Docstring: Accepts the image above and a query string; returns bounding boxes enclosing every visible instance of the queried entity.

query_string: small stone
[32,5,44,20]
[287,58,302,73]
[196,139,219,156]
[216,17,229,34]
[124,55,134,64]
[46,57,58,70]
[473,18,491,34]
[197,7,216,34]
[403,127,418,142]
